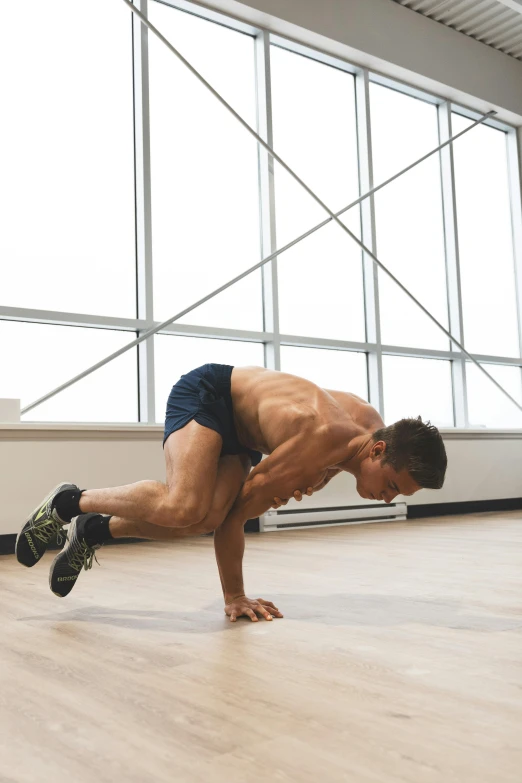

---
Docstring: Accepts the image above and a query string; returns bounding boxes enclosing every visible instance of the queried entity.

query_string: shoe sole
[49,517,79,597]
[15,482,72,567]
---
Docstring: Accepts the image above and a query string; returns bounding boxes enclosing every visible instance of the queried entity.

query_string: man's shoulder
[356,401,384,433]
[326,390,383,432]
[313,400,382,450]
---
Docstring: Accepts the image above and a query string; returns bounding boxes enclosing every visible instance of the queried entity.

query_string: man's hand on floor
[224,595,284,622]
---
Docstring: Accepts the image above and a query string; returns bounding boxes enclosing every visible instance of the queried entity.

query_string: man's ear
[371,440,387,459]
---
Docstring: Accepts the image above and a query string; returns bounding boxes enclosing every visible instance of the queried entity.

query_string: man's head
[356,417,447,503]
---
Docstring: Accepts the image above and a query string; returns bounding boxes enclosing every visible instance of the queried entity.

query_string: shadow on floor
[19,593,522,634]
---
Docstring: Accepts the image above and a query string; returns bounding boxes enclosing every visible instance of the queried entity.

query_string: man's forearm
[213,474,269,602]
[213,506,247,601]
[213,461,327,602]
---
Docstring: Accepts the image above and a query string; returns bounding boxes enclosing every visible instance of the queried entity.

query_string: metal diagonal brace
[20,5,521,416]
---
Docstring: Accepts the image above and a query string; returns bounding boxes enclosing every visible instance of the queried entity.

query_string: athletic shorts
[163,363,262,467]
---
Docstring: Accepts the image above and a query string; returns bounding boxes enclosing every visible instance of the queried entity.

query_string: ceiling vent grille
[392,0,522,60]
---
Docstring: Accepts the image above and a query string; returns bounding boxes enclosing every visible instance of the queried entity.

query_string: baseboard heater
[259,502,407,532]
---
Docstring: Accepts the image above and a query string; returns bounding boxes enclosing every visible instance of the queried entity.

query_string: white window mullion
[255,31,280,371]
[133,0,156,422]
[438,102,468,428]
[355,69,384,418]
[506,126,522,360]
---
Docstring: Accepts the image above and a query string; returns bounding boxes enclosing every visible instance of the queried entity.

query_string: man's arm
[272,466,343,507]
[312,466,342,490]
[214,432,329,620]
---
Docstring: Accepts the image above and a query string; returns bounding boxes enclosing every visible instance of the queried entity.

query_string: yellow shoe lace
[32,518,65,546]
[68,541,100,573]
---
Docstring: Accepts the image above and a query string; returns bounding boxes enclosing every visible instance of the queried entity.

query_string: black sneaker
[15,482,79,567]
[49,514,101,598]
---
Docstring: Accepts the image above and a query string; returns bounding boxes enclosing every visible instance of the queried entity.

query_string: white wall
[200,0,522,125]
[0,426,165,537]
[1,425,521,536]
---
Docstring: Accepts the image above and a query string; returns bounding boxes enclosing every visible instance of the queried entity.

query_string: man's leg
[48,450,251,597]
[67,421,227,528]
[106,453,250,540]
[18,419,228,572]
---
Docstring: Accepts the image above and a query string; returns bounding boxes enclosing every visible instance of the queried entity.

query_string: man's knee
[197,512,225,535]
[152,494,208,528]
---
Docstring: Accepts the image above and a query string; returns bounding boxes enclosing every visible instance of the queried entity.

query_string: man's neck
[334,433,374,476]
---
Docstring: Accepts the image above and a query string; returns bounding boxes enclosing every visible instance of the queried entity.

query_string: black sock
[82,514,113,548]
[53,489,84,522]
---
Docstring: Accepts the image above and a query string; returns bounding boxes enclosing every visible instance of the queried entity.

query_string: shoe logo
[34,506,48,523]
[57,575,78,582]
[25,533,40,560]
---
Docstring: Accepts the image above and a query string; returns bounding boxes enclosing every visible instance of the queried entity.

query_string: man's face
[356,441,421,503]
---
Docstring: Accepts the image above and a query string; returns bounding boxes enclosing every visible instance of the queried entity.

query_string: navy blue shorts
[163,363,262,467]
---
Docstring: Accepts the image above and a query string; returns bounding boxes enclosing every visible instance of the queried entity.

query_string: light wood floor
[1,511,521,783]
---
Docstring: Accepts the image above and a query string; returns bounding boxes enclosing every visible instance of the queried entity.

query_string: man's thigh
[164,420,224,520]
[161,454,251,539]
[208,453,251,520]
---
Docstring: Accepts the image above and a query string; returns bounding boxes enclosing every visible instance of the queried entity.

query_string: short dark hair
[372,416,447,489]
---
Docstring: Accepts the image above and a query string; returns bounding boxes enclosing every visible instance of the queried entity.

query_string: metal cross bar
[20,4,521,416]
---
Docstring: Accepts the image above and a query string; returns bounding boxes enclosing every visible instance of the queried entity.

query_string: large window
[383,356,454,427]
[0,0,136,318]
[2,0,522,432]
[452,115,519,358]
[0,321,138,422]
[270,46,365,343]
[370,84,449,352]
[148,3,263,332]
[280,347,367,398]
[466,364,522,428]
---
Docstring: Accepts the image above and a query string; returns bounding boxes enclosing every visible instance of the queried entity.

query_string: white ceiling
[392,0,522,60]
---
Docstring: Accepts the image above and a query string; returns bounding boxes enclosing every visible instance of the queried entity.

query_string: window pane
[271,47,365,342]
[383,356,454,426]
[149,4,262,331]
[0,322,138,422]
[0,0,136,317]
[467,363,522,428]
[154,336,264,423]
[280,346,368,397]
[371,84,449,350]
[452,114,519,357]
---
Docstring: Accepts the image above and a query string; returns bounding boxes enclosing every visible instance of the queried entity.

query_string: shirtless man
[16,363,447,621]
